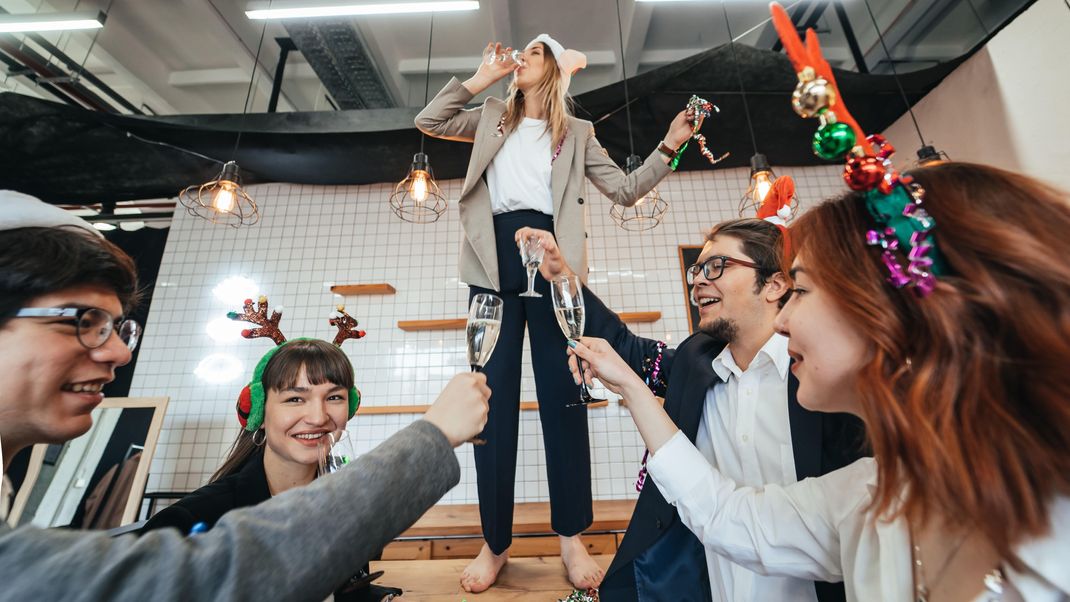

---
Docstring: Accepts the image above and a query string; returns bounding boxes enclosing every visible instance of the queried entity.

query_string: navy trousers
[469,210,593,554]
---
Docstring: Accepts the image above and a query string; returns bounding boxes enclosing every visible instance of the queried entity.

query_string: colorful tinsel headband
[229,295,366,431]
[770,2,947,296]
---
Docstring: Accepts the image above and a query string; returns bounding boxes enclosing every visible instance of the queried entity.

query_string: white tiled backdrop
[129,162,846,506]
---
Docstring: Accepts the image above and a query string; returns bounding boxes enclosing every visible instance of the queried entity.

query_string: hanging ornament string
[678,95,728,169]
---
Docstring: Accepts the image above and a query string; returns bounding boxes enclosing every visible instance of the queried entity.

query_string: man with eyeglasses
[518,219,866,602]
[0,190,492,599]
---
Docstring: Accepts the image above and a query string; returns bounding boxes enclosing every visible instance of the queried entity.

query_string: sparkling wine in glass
[466,293,503,444]
[550,275,605,407]
[519,236,545,298]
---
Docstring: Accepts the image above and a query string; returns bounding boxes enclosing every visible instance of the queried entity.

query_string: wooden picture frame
[678,245,703,334]
[8,396,169,528]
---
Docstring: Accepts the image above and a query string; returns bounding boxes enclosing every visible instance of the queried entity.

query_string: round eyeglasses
[15,307,142,351]
[686,255,761,285]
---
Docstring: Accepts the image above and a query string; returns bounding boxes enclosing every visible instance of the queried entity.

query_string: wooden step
[401,499,636,538]
[370,556,614,601]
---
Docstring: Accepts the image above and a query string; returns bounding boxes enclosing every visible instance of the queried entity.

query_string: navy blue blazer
[582,288,867,602]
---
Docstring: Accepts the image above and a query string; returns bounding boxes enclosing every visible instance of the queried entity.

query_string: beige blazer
[416,77,673,291]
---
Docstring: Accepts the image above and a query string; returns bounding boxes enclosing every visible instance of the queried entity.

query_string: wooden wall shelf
[397,318,466,331]
[398,311,660,332]
[331,283,396,295]
[357,399,608,415]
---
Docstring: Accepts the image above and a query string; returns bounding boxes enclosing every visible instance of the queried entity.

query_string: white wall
[129,163,847,506]
[883,0,1070,187]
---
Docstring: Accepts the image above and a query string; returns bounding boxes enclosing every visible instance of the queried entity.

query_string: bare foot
[560,534,604,590]
[460,543,509,593]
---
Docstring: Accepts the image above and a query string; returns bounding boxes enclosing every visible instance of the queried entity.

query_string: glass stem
[526,267,537,295]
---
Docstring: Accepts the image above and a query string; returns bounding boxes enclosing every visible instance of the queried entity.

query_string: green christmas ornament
[812,122,856,160]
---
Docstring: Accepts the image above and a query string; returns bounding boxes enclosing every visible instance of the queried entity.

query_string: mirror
[8,397,168,529]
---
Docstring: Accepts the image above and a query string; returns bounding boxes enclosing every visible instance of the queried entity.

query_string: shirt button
[742,434,749,443]
[745,388,753,395]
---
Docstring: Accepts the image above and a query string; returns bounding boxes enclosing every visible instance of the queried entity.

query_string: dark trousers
[469,210,593,554]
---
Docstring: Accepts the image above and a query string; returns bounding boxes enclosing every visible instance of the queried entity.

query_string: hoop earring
[252,428,267,447]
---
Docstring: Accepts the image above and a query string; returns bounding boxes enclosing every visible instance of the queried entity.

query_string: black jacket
[140,451,400,601]
[582,288,867,602]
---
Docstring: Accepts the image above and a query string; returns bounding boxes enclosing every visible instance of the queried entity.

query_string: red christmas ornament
[843,155,886,191]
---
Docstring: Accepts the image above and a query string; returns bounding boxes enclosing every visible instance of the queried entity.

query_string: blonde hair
[502,43,573,148]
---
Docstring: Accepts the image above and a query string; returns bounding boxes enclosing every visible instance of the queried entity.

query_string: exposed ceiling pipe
[0,38,114,112]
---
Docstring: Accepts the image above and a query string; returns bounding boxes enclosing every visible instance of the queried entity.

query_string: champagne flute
[550,275,605,407]
[483,47,526,68]
[319,430,357,475]
[466,293,503,444]
[519,235,545,298]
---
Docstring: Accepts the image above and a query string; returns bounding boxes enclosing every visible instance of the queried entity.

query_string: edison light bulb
[213,183,236,212]
[750,170,773,205]
[409,170,430,204]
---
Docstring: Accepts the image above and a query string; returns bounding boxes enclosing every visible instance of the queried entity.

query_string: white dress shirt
[648,433,1070,601]
[486,117,554,216]
[696,333,819,602]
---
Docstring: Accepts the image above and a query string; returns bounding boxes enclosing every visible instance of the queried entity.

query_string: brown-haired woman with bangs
[416,35,699,592]
[142,339,402,601]
[569,162,1070,600]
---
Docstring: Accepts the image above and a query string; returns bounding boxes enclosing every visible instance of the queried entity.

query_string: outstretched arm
[569,338,867,582]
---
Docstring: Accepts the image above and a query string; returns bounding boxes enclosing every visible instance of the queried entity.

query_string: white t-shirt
[487,117,554,216]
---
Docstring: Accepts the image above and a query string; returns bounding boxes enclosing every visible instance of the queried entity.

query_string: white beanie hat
[0,189,102,238]
[527,34,587,92]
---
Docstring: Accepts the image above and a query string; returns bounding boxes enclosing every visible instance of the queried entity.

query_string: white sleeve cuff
[646,430,710,505]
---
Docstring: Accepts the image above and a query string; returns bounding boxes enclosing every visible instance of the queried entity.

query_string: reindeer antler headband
[229,295,367,432]
[770,2,947,296]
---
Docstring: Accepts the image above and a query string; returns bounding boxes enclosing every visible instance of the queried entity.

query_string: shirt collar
[711,333,790,383]
[1014,495,1070,594]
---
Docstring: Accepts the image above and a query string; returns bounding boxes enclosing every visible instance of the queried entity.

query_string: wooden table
[370,556,613,601]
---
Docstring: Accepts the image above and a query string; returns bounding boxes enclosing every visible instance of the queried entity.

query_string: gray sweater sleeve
[0,420,459,602]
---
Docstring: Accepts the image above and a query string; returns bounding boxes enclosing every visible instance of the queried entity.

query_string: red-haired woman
[570,163,1070,600]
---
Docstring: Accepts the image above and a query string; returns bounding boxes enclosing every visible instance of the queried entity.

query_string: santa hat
[0,190,103,238]
[527,34,586,92]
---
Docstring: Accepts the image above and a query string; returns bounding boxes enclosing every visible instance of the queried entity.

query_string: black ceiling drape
[0,44,962,205]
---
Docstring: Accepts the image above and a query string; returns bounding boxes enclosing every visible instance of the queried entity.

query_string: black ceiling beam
[833,0,869,73]
[268,37,298,113]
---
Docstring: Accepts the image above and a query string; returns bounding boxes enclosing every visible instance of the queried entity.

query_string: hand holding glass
[550,275,605,406]
[519,235,545,298]
[466,293,503,444]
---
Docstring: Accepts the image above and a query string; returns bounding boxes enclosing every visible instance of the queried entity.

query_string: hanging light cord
[614,0,636,157]
[420,11,434,154]
[861,0,926,147]
[230,14,271,160]
[720,0,758,157]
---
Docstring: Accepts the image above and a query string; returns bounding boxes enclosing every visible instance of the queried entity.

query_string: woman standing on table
[416,34,699,593]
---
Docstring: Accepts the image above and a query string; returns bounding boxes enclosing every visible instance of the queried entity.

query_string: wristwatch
[657,140,679,159]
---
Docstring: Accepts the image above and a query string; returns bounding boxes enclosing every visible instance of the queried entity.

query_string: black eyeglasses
[15,307,142,351]
[686,255,761,285]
